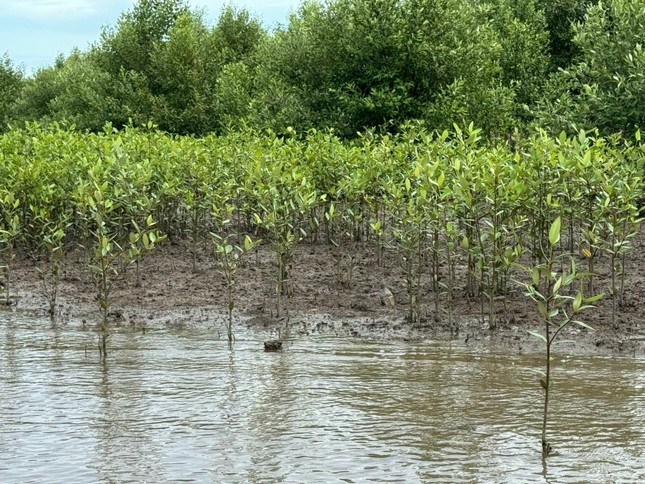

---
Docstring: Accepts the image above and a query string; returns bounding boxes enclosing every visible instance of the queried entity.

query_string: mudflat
[5,229,645,357]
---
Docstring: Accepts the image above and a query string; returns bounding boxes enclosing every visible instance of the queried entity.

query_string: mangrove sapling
[478,149,527,329]
[176,157,214,274]
[517,217,602,458]
[580,226,601,295]
[599,199,641,327]
[592,156,643,327]
[442,217,459,333]
[116,161,159,288]
[249,151,320,319]
[326,203,359,288]
[369,218,386,268]
[85,183,163,360]
[452,164,480,298]
[35,221,68,321]
[211,204,258,344]
[387,177,430,324]
[0,192,21,306]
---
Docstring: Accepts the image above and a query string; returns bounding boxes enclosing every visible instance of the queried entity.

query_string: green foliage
[486,0,551,111]
[0,123,641,350]
[255,0,526,137]
[0,191,20,305]
[98,0,190,76]
[212,202,259,344]
[3,0,641,137]
[518,216,602,457]
[0,54,23,131]
[537,0,598,69]
[536,0,645,135]
[248,134,321,317]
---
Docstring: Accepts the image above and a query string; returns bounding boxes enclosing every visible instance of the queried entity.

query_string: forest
[0,0,643,139]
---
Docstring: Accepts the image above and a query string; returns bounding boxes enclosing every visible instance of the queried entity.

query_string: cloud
[0,0,99,19]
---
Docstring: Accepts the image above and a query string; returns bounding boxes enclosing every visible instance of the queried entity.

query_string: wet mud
[4,230,645,357]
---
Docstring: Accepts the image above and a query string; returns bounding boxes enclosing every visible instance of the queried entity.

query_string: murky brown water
[1,312,644,483]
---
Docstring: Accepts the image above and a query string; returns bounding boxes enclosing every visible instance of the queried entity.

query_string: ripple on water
[1,314,644,482]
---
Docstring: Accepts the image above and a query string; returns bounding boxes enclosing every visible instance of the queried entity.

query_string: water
[1,312,644,483]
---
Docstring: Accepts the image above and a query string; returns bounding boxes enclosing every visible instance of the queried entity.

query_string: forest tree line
[0,0,643,139]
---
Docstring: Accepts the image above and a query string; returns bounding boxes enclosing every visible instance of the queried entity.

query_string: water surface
[1,312,644,482]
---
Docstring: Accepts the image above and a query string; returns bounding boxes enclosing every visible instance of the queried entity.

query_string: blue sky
[0,1,301,75]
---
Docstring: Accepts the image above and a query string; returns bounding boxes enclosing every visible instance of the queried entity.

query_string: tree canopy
[2,0,643,138]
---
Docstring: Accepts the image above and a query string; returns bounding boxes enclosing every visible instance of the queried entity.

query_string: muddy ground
[3,229,645,357]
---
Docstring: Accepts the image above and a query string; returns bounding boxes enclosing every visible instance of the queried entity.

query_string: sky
[0,0,301,74]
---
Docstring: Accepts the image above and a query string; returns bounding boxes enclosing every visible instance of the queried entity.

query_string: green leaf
[585,293,605,303]
[552,339,575,346]
[571,320,594,331]
[573,290,583,312]
[527,330,547,343]
[538,301,547,318]
[532,267,540,286]
[549,217,561,246]
[244,235,254,251]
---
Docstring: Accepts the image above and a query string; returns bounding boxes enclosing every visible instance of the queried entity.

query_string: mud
[3,230,645,357]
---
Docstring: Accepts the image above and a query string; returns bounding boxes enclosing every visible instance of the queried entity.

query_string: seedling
[517,217,602,458]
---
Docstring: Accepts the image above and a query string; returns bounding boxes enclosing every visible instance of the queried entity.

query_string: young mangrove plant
[0,191,21,306]
[211,203,258,345]
[84,179,163,360]
[33,214,69,321]
[596,168,642,328]
[387,175,429,324]
[177,153,213,274]
[249,139,319,319]
[326,200,363,289]
[518,217,602,458]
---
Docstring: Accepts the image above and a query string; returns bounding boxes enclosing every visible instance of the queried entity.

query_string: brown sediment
[4,230,645,357]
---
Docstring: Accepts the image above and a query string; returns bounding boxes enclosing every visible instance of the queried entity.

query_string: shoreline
[3,237,644,358]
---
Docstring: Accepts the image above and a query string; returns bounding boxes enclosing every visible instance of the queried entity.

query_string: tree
[251,0,522,137]
[148,11,219,134]
[45,53,116,131]
[97,0,190,77]
[537,0,598,70]
[535,0,645,135]
[486,0,550,113]
[0,54,23,131]
[148,7,265,134]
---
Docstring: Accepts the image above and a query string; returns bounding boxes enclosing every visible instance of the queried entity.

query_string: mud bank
[3,233,645,357]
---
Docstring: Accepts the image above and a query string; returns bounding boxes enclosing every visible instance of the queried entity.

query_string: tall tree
[536,0,645,135]
[249,0,525,137]
[486,0,550,112]
[537,0,599,70]
[97,0,190,77]
[0,54,24,131]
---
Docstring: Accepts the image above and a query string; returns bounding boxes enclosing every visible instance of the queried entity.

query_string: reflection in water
[0,313,644,483]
